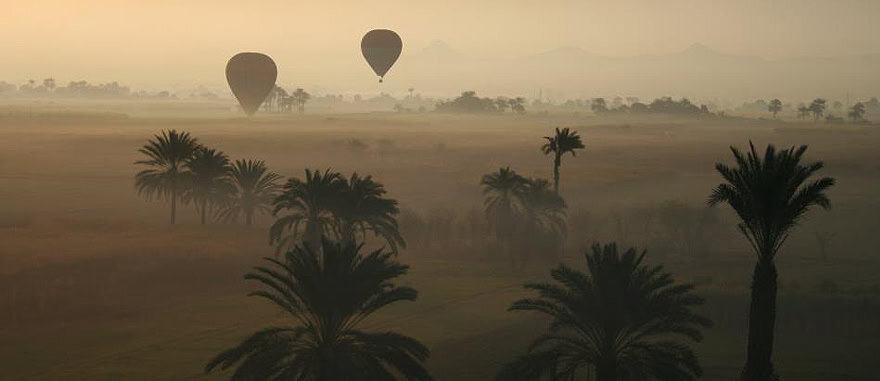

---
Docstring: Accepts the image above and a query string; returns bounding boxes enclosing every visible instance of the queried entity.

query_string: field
[1,102,879,381]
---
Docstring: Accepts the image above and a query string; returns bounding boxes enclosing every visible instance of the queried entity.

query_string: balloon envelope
[361,29,402,82]
[226,52,277,116]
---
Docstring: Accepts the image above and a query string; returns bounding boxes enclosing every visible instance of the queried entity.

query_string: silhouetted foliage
[768,99,782,119]
[591,98,608,114]
[481,168,567,268]
[849,102,866,122]
[205,239,432,381]
[271,169,345,254]
[183,147,233,225]
[497,242,711,381]
[134,130,200,224]
[218,160,283,225]
[435,91,525,114]
[709,141,835,381]
[809,98,826,122]
[270,169,404,255]
[541,127,585,194]
[482,167,528,267]
[334,173,406,254]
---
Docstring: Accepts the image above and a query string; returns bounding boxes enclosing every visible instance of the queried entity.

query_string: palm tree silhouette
[205,239,432,381]
[481,167,528,268]
[218,160,283,225]
[184,147,233,225]
[708,141,835,381]
[334,173,406,254]
[497,243,712,381]
[134,129,200,224]
[541,127,585,194]
[270,169,344,254]
[517,178,567,264]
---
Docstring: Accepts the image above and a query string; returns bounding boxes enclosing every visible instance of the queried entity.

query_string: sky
[1,0,878,96]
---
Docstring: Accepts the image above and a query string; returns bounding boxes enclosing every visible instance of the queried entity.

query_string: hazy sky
[2,0,879,92]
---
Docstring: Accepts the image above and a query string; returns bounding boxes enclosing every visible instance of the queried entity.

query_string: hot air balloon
[226,52,277,116]
[361,29,402,83]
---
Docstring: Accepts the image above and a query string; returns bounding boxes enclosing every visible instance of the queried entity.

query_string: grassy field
[1,102,879,380]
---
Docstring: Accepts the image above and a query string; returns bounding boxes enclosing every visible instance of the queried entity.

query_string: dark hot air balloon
[361,29,402,83]
[226,52,277,116]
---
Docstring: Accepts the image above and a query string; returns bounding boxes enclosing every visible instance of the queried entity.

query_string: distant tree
[134,130,200,224]
[848,102,866,122]
[768,99,782,119]
[625,96,640,105]
[590,98,608,114]
[832,100,843,112]
[408,87,415,98]
[709,142,835,381]
[263,86,282,112]
[495,97,510,113]
[291,88,311,113]
[274,86,289,112]
[796,104,811,120]
[508,97,526,114]
[540,127,585,194]
[270,169,344,254]
[809,98,826,122]
[218,160,283,225]
[482,167,528,267]
[333,173,405,254]
[42,78,56,91]
[498,243,712,381]
[205,239,432,381]
[184,147,233,225]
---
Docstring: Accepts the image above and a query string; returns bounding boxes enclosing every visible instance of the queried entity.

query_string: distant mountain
[372,41,880,101]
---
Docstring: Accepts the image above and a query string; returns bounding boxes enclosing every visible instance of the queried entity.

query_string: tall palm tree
[134,129,200,224]
[205,239,432,381]
[218,160,283,226]
[333,173,406,254]
[708,142,834,381]
[183,147,233,225]
[481,167,528,267]
[541,127,585,194]
[270,169,344,254]
[497,243,712,381]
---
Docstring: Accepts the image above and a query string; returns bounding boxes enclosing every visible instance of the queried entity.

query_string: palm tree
[482,167,528,267]
[708,142,835,381]
[333,173,406,254]
[134,129,200,224]
[291,88,311,113]
[205,239,432,381]
[218,160,283,225]
[498,243,712,381]
[184,147,233,225]
[541,127,585,194]
[517,178,567,265]
[270,169,344,254]
[768,99,782,119]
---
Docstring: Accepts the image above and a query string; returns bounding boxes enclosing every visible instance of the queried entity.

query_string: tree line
[435,91,527,114]
[134,127,835,381]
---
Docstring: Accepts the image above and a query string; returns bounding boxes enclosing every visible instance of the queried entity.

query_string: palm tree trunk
[200,199,207,225]
[742,257,778,381]
[246,210,253,226]
[552,154,561,194]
